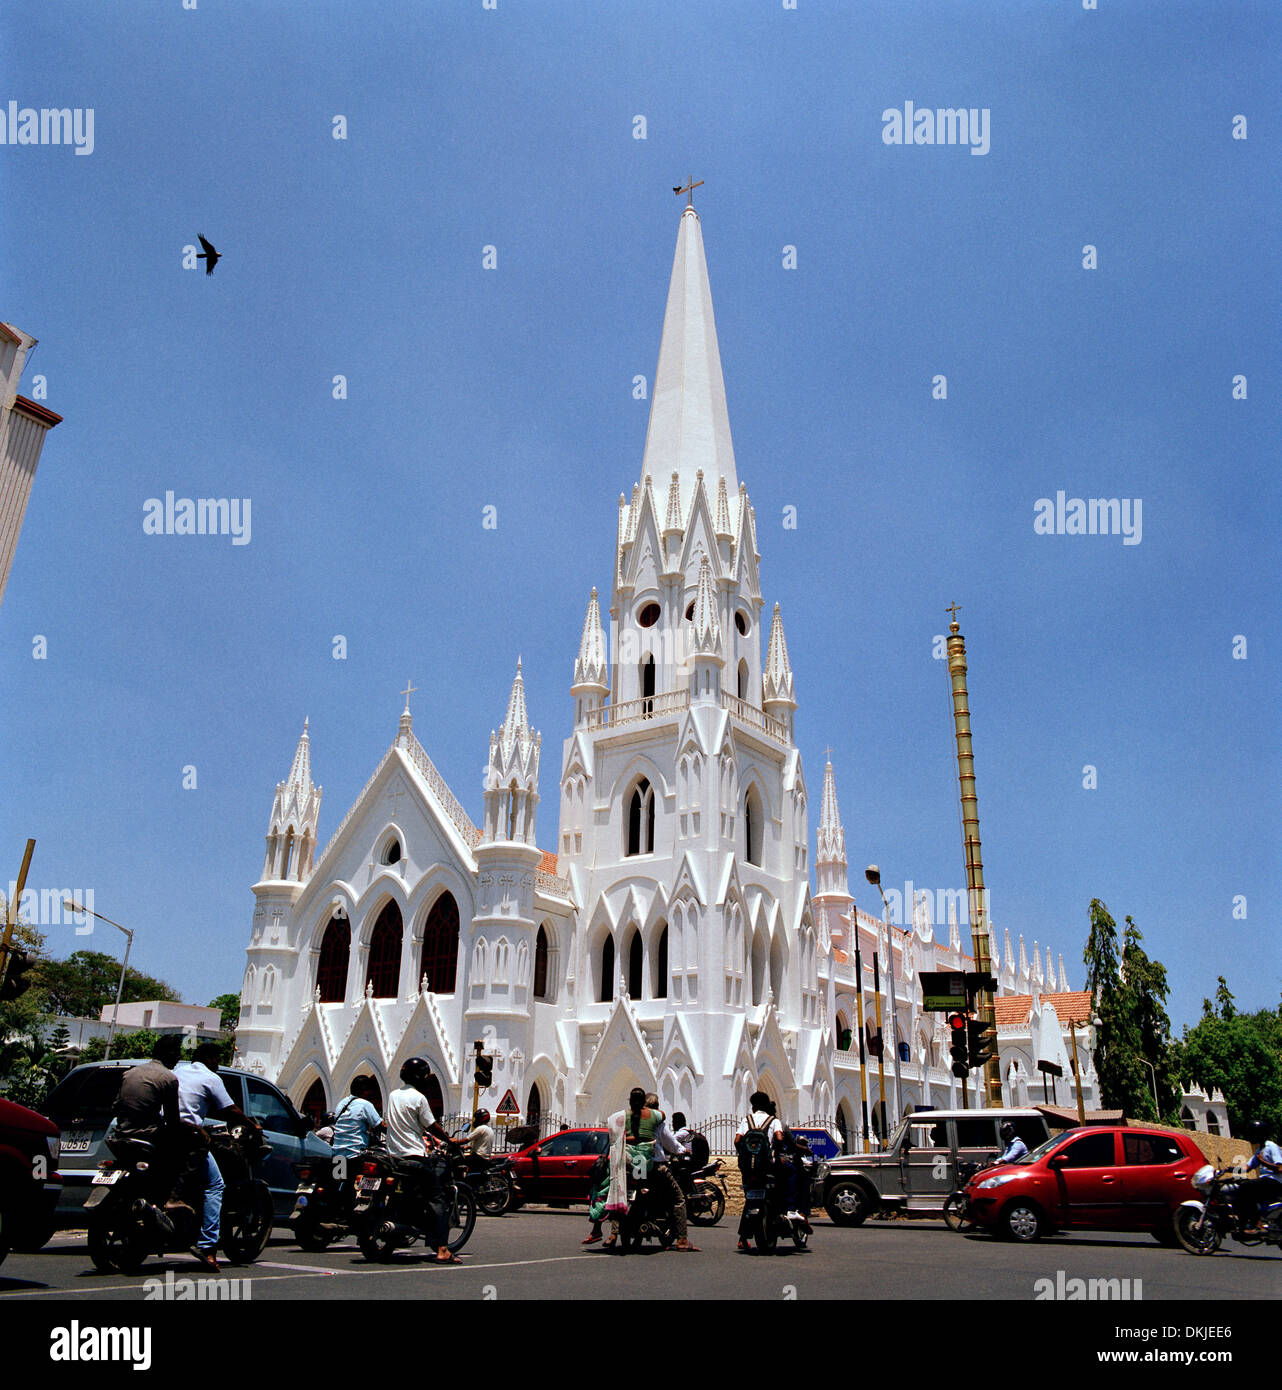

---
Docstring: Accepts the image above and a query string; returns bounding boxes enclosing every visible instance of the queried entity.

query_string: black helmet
[473,1109,491,1125]
[1000,1122,1015,1140]
[1244,1119,1269,1145]
[400,1056,432,1088]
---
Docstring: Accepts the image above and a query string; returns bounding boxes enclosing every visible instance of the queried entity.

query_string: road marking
[255,1261,337,1275]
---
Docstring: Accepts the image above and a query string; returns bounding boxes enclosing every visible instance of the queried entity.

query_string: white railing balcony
[584,689,689,732]
[721,691,788,742]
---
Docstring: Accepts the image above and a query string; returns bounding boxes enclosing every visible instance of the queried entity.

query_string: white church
[234,204,1098,1146]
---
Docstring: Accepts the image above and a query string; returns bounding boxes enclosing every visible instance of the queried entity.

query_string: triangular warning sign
[495,1088,520,1115]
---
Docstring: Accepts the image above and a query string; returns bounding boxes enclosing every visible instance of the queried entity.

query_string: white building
[0,322,61,609]
[234,205,1095,1145]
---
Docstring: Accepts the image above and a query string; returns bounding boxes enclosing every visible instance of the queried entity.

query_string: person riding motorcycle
[175,1042,252,1271]
[1236,1119,1282,1235]
[458,1109,495,1161]
[647,1091,699,1253]
[735,1091,787,1251]
[330,1075,385,1164]
[998,1121,1029,1164]
[384,1056,460,1264]
[112,1035,192,1219]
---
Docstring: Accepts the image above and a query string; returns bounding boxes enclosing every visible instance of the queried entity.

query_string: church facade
[233,206,1097,1142]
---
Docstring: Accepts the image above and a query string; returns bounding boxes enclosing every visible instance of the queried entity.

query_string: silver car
[818,1108,1051,1225]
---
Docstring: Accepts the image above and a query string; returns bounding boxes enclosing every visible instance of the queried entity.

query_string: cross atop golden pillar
[946,601,962,632]
[673,176,704,208]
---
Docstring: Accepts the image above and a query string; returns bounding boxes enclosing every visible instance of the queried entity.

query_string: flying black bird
[197,233,221,276]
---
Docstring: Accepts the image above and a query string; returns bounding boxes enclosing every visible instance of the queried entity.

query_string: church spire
[640,206,739,518]
[572,588,608,728]
[500,657,532,760]
[261,719,322,884]
[762,603,795,705]
[484,658,542,844]
[815,758,849,899]
[691,553,722,658]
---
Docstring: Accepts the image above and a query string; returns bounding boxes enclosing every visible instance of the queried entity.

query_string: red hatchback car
[507,1128,611,1206]
[965,1125,1204,1243]
[0,1095,62,1264]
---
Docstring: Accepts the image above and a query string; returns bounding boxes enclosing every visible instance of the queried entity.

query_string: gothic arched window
[655,924,668,999]
[626,927,643,1000]
[301,1078,327,1126]
[744,785,763,866]
[533,925,550,1000]
[737,659,749,701]
[640,654,656,714]
[507,781,519,841]
[365,901,403,998]
[280,827,295,880]
[419,891,460,994]
[626,777,655,856]
[317,916,350,1002]
[599,934,615,1002]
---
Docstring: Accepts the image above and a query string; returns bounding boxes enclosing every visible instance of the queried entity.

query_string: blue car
[44,1059,332,1224]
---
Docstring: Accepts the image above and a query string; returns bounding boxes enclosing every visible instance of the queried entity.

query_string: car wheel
[1001,1200,1043,1242]
[1174,1205,1222,1256]
[824,1179,871,1227]
[1151,1216,1181,1247]
[688,1185,725,1227]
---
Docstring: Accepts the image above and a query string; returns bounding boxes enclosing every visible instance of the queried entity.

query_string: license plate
[91,1170,123,1186]
[63,1130,93,1154]
[357,1176,381,1193]
[295,1185,315,1196]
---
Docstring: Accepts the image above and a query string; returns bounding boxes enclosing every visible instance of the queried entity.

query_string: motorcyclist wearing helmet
[385,1057,459,1264]
[998,1121,1029,1165]
[1237,1120,1282,1235]
[458,1109,495,1160]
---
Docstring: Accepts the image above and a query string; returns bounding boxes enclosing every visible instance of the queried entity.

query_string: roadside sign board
[920,971,967,1012]
[495,1088,520,1115]
[1037,1059,1064,1078]
[792,1127,841,1160]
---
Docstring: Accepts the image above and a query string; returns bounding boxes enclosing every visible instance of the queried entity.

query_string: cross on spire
[946,602,962,624]
[824,745,835,761]
[673,175,704,208]
[400,679,418,714]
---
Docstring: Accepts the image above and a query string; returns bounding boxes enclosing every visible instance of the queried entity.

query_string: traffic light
[0,946,33,1002]
[474,1054,493,1088]
[967,1018,997,1070]
[947,1011,970,1078]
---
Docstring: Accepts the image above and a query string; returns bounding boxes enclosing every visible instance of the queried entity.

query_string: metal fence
[439,1112,575,1150]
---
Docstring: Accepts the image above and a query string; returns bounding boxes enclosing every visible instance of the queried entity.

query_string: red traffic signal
[947,1011,970,1078]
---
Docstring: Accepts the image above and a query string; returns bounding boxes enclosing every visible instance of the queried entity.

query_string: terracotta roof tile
[538,849,558,875]
[993,990,1092,1027]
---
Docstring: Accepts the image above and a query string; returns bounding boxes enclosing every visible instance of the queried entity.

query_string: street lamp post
[65,899,134,1061]
[1142,1058,1160,1118]
[865,867,903,1129]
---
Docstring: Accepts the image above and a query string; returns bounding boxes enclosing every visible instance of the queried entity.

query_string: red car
[0,1095,62,1264]
[965,1125,1204,1243]
[507,1127,611,1206]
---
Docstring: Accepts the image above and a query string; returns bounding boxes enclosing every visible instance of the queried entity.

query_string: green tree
[1118,917,1178,1121]
[0,921,54,1086]
[209,992,242,1032]
[1176,989,1282,1137]
[1082,899,1138,1110]
[78,1027,161,1065]
[33,950,180,1018]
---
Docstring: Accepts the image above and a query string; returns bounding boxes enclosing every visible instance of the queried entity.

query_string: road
[2,1210,1278,1303]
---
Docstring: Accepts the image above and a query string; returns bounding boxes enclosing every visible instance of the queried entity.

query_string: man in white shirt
[735,1091,789,1249]
[384,1057,459,1264]
[174,1043,250,1271]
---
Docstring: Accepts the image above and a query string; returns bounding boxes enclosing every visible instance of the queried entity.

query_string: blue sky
[2,1,1277,1031]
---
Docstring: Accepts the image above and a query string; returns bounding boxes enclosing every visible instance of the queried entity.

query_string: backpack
[736,1113,775,1185]
[689,1131,711,1170]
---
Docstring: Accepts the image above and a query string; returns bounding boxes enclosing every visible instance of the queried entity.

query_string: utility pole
[850,917,871,1154]
[0,839,35,990]
[945,606,1001,1108]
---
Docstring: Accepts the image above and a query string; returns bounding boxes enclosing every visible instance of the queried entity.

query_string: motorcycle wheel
[476,1176,512,1217]
[220,1182,274,1265]
[358,1223,399,1263]
[688,1185,725,1227]
[755,1211,778,1255]
[294,1211,336,1252]
[447,1184,478,1253]
[1174,1206,1222,1256]
[943,1193,974,1233]
[88,1201,148,1276]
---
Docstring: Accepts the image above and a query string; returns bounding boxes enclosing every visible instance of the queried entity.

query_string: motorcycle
[741,1161,811,1255]
[616,1174,677,1253]
[673,1154,727,1227]
[350,1145,477,1261]
[87,1121,274,1275]
[943,1153,998,1233]
[289,1152,358,1251]
[1175,1164,1282,1255]
[465,1154,518,1217]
